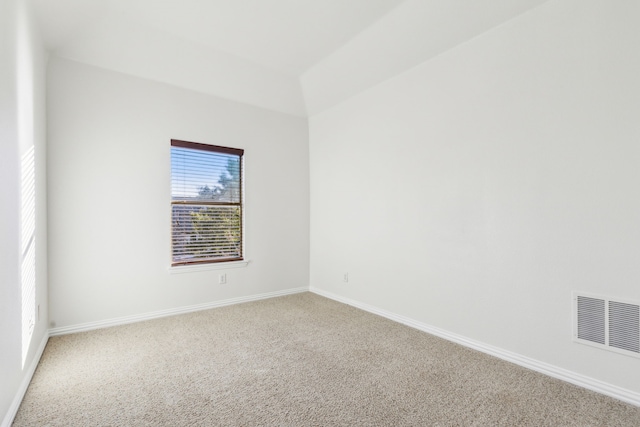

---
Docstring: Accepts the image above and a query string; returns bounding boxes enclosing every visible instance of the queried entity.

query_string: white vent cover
[573,292,640,358]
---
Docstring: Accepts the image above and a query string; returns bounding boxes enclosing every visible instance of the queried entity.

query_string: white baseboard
[310,286,640,408]
[2,333,49,427]
[49,286,308,336]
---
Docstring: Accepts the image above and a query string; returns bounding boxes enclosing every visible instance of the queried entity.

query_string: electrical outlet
[219,273,227,285]
[343,273,349,283]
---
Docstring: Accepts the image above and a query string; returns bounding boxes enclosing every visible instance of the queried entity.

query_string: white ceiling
[33,0,549,116]
[34,0,406,76]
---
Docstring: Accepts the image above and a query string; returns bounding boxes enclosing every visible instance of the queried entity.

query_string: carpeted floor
[13,292,640,426]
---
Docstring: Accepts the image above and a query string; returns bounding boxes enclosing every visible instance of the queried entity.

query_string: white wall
[310,0,640,394]
[47,58,309,328]
[0,0,48,423]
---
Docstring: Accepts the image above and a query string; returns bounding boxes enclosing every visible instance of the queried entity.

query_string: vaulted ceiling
[33,0,549,117]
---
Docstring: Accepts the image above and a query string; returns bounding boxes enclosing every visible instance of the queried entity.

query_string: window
[170,139,244,266]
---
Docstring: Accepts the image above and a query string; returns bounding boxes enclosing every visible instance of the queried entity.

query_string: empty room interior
[2,0,640,425]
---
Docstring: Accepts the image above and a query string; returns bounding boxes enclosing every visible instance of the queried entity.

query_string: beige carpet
[13,292,640,426]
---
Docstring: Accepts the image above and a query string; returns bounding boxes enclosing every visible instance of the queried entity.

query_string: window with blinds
[171,139,244,266]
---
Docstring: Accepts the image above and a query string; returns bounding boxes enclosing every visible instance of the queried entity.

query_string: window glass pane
[171,146,241,203]
[172,205,242,263]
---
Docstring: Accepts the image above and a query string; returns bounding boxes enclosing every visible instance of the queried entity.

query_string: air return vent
[573,292,640,359]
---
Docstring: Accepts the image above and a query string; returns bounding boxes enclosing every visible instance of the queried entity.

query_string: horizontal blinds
[171,140,243,265]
